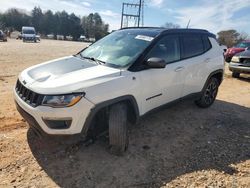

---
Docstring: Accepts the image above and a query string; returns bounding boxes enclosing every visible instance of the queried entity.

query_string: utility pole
[138,0,142,27]
[120,0,144,28]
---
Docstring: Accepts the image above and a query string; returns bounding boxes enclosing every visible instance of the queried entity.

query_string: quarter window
[202,36,212,52]
[146,36,180,63]
[182,35,204,58]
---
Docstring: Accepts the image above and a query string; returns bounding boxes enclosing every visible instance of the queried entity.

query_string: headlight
[42,93,84,108]
[231,56,240,62]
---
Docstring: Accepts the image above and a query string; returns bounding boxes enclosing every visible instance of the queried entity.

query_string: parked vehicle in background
[14,28,224,155]
[0,30,7,42]
[17,33,22,40]
[47,34,54,39]
[78,35,86,42]
[36,35,41,41]
[224,40,250,62]
[22,26,37,42]
[220,45,227,52]
[56,35,64,40]
[229,47,250,78]
[66,35,73,41]
[88,37,96,42]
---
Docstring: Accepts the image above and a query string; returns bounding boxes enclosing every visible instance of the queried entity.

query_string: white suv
[14,28,224,155]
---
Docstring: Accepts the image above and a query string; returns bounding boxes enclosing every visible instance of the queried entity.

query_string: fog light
[42,118,72,129]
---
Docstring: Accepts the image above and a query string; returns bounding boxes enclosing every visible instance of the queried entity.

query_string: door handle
[204,58,211,63]
[175,66,184,72]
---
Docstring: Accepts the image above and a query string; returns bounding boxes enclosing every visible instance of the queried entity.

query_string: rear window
[182,35,204,58]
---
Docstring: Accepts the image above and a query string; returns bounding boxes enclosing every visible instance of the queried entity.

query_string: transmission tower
[120,0,144,28]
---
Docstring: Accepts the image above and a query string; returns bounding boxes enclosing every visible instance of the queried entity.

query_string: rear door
[180,34,211,96]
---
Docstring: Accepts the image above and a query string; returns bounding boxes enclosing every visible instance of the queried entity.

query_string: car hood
[19,56,121,94]
[227,47,245,53]
[234,50,250,57]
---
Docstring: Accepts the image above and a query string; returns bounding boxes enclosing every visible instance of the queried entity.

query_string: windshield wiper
[79,54,106,65]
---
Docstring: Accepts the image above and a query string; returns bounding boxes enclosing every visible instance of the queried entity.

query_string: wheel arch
[202,69,223,91]
[81,95,140,135]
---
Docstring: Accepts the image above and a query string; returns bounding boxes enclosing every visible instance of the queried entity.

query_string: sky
[1,0,250,34]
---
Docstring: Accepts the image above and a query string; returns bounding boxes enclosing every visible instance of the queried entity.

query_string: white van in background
[22,26,37,42]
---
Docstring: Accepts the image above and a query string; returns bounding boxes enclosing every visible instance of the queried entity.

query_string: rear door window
[182,35,204,59]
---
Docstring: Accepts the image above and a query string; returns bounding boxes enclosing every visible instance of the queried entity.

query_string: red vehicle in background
[224,40,250,62]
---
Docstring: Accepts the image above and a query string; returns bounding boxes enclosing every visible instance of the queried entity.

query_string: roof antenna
[186,19,191,29]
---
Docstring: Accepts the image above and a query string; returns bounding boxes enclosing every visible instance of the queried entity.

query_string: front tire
[109,103,128,156]
[195,77,219,108]
[232,72,240,78]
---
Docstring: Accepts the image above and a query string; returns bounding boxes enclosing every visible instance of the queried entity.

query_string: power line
[120,0,144,28]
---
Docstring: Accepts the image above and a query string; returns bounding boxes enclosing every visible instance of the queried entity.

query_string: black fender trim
[81,95,140,135]
[202,69,224,90]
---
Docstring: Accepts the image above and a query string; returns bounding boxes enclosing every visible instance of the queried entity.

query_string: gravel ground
[0,39,249,188]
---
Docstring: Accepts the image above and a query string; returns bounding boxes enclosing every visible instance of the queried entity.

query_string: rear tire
[109,103,128,156]
[195,77,219,108]
[232,72,240,78]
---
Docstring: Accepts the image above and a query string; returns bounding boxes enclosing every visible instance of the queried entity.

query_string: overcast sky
[1,0,250,34]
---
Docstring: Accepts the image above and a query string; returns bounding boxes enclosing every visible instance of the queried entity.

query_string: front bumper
[229,62,250,74]
[14,88,94,135]
[23,37,35,41]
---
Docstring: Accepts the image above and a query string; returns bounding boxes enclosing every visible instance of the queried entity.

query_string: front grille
[15,79,44,107]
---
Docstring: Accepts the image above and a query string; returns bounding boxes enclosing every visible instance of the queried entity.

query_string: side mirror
[145,57,166,69]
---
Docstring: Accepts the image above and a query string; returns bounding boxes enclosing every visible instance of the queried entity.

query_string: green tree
[1,8,30,31]
[31,6,43,32]
[68,13,82,40]
[41,10,55,35]
[82,13,109,40]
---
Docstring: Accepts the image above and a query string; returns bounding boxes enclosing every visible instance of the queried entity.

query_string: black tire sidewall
[196,77,219,108]
[232,72,240,78]
[108,103,128,155]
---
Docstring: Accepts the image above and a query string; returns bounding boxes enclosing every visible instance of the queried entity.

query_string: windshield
[23,29,35,34]
[80,30,154,68]
[235,42,250,48]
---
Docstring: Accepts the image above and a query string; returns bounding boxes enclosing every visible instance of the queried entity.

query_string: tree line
[0,7,109,40]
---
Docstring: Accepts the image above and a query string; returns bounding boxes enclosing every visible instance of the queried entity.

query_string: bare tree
[238,32,249,43]
[217,30,239,47]
[162,22,180,29]
[217,30,249,47]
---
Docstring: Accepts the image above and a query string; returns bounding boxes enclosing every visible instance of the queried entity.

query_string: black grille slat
[15,80,43,107]
[33,94,39,105]
[30,92,36,104]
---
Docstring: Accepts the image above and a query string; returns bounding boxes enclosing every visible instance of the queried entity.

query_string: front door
[138,35,185,114]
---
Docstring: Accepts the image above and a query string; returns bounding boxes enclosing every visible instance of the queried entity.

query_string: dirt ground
[0,39,249,188]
